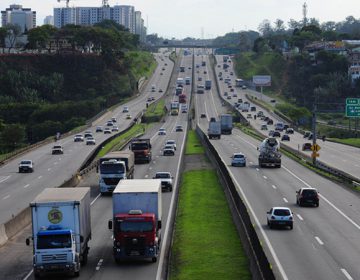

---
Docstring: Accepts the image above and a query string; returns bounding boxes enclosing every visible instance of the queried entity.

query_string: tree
[258,19,273,36]
[274,19,285,33]
[0,27,6,53]
[288,19,302,30]
[5,24,22,53]
[0,123,26,149]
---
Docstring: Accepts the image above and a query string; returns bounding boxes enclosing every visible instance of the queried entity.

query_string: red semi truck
[108,179,162,263]
[130,138,152,163]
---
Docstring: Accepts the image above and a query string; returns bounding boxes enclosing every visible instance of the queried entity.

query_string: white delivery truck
[109,179,162,263]
[26,188,91,278]
[98,151,135,194]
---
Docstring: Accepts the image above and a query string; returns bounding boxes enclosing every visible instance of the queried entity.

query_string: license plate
[278,222,285,225]
[130,251,140,256]
[50,265,59,269]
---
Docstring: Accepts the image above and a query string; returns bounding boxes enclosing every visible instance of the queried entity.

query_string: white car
[163,145,175,156]
[19,160,34,173]
[158,128,166,135]
[266,207,293,230]
[84,131,93,138]
[153,172,173,192]
[74,134,84,142]
[104,128,112,134]
[112,126,119,132]
[165,140,176,150]
[123,106,129,113]
[52,145,64,155]
[86,137,96,145]
[231,153,246,167]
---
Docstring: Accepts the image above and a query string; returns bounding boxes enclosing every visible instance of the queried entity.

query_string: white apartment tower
[1,4,36,32]
[54,7,76,28]
[44,15,54,26]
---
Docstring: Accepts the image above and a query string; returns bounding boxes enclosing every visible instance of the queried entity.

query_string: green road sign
[345,98,360,117]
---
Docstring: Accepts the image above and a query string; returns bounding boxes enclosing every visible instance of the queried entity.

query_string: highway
[214,55,360,181]
[0,51,194,280]
[0,51,174,226]
[193,53,360,280]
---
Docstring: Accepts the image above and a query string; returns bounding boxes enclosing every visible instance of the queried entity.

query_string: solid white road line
[272,185,277,189]
[263,175,267,179]
[283,198,288,203]
[296,214,303,221]
[23,184,30,189]
[341,268,353,280]
[90,194,101,206]
[314,236,324,245]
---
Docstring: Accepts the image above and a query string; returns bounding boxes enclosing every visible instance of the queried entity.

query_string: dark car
[296,188,319,207]
[303,131,311,138]
[281,134,290,141]
[302,143,312,151]
[175,125,183,132]
[210,117,216,122]
[200,113,206,118]
[267,119,273,125]
[273,131,281,137]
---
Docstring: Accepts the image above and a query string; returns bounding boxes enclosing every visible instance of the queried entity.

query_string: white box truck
[26,188,91,278]
[108,179,162,263]
[98,151,135,194]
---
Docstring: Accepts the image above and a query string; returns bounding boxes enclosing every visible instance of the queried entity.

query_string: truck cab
[99,159,127,193]
[130,139,152,163]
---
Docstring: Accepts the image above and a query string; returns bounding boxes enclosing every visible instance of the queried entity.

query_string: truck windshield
[131,143,149,150]
[118,221,153,232]
[100,164,125,174]
[37,234,72,249]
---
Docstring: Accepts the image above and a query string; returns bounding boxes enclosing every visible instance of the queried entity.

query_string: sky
[1,0,360,39]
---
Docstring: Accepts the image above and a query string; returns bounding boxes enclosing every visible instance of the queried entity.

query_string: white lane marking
[47,168,51,171]
[149,167,153,170]
[23,269,33,280]
[256,168,259,171]
[263,175,267,179]
[90,194,101,206]
[3,195,10,200]
[38,176,42,179]
[156,119,188,280]
[272,185,277,189]
[249,161,253,164]
[315,236,324,245]
[23,184,30,189]
[341,268,353,280]
[145,174,149,178]
[296,214,303,221]
[282,166,360,231]
[283,197,288,203]
[96,259,104,271]
[0,175,11,183]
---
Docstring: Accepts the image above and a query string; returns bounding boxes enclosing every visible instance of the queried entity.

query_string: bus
[235,79,245,87]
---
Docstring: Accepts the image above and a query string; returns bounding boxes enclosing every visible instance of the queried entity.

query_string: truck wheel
[152,257,157,263]
[169,186,173,192]
[74,271,80,277]
[34,271,41,279]
[81,250,88,266]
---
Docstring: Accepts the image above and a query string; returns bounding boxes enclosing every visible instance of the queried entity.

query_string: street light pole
[312,97,317,165]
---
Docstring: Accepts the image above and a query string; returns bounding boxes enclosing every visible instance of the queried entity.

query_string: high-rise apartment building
[1,4,36,32]
[53,5,144,40]
[44,15,54,26]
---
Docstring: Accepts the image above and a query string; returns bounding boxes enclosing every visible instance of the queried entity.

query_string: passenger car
[158,128,166,135]
[286,128,294,134]
[74,134,84,142]
[303,131,311,138]
[175,125,183,132]
[302,143,312,151]
[52,145,63,155]
[96,126,103,132]
[261,124,268,130]
[200,113,206,118]
[84,131,93,138]
[111,117,117,123]
[106,120,113,126]
[267,207,293,229]
[296,188,319,207]
[242,85,247,89]
[19,160,34,173]
[165,140,176,150]
[153,172,173,192]
[126,114,132,119]
[231,153,246,167]
[281,134,290,141]
[273,131,281,137]
[86,137,96,145]
[112,126,119,132]
[104,128,112,134]
[158,89,163,93]
[163,145,175,156]
[122,106,129,113]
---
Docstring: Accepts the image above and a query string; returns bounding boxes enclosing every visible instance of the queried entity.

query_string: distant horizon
[1,1,360,39]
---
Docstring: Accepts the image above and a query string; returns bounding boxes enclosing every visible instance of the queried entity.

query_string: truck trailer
[109,179,162,263]
[258,137,281,168]
[220,114,233,134]
[98,151,135,194]
[208,121,221,139]
[205,80,212,90]
[26,188,91,278]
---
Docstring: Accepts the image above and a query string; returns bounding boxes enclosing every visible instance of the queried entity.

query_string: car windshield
[156,173,170,178]
[164,145,173,149]
[234,155,244,159]
[131,143,149,150]
[302,190,317,197]
[167,141,175,144]
[273,209,291,216]
[21,160,31,165]
[100,162,125,174]
[53,146,62,149]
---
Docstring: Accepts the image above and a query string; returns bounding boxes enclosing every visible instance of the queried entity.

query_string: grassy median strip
[170,130,251,280]
[185,130,205,154]
[143,99,166,118]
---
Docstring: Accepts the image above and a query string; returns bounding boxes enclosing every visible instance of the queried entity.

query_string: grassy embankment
[143,99,166,119]
[170,130,251,280]
[126,51,157,80]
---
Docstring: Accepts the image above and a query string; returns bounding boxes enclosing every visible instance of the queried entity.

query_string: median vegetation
[170,130,251,280]
[142,99,166,122]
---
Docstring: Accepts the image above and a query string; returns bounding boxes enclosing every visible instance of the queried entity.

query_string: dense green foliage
[185,130,205,154]
[0,21,155,153]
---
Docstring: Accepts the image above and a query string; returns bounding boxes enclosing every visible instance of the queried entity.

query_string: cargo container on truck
[220,114,233,134]
[197,84,205,94]
[179,93,187,103]
[26,188,91,278]
[179,66,185,72]
[130,138,152,163]
[185,77,191,85]
[176,78,184,87]
[108,179,162,263]
[205,80,212,90]
[170,102,179,115]
[208,121,221,139]
[98,151,135,194]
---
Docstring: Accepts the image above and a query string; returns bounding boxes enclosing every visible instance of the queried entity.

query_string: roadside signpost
[345,98,360,117]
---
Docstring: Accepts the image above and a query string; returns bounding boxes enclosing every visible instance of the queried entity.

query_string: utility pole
[312,101,317,165]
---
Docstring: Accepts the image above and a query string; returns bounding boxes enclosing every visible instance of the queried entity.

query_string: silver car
[231,153,246,167]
